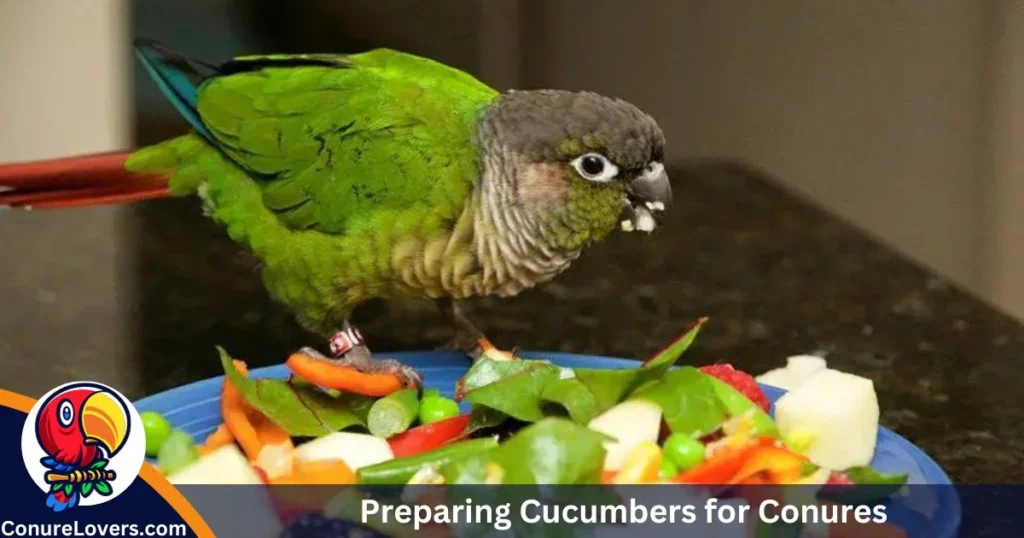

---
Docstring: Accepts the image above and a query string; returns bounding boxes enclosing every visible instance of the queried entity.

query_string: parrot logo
[20,382,146,512]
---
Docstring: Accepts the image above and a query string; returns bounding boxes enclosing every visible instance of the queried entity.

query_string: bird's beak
[622,168,671,233]
[81,390,129,457]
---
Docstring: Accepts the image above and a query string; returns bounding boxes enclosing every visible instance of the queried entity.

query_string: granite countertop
[3,156,1023,483]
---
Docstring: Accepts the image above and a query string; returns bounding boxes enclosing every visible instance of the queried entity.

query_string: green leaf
[452,319,709,427]
[630,367,727,437]
[63,483,72,496]
[50,483,62,493]
[218,347,375,437]
[461,361,562,422]
[89,460,108,469]
[441,418,607,484]
[94,481,112,496]
[843,466,909,486]
[539,378,597,424]
[464,405,508,435]
[571,317,708,414]
[571,369,637,412]
[818,467,909,505]
[640,317,708,371]
[81,483,93,497]
[456,359,538,397]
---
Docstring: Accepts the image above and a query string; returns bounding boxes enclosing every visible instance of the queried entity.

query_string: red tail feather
[0,152,170,210]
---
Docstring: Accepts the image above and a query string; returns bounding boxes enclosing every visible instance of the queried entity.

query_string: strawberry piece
[826,471,855,486]
[700,363,771,413]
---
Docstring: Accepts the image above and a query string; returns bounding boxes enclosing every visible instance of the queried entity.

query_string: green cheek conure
[0,40,671,387]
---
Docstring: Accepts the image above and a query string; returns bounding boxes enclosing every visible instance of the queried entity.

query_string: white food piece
[786,355,828,384]
[635,207,656,232]
[756,354,828,391]
[755,367,795,390]
[254,442,295,480]
[294,431,394,471]
[587,399,663,471]
[774,369,879,470]
[167,445,263,485]
[621,219,634,232]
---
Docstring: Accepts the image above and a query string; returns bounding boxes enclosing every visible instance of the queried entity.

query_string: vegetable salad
[143,318,908,491]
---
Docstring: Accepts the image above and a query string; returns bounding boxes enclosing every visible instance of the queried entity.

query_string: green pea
[140,411,172,458]
[659,457,679,480]
[663,432,706,471]
[418,396,459,424]
[157,430,198,476]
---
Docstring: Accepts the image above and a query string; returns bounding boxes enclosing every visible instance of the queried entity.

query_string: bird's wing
[136,42,499,234]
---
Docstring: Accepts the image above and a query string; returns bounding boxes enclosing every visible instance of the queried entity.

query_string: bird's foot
[436,330,485,361]
[297,326,421,388]
[434,299,486,360]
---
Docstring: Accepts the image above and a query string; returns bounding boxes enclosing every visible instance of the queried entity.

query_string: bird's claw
[323,344,422,388]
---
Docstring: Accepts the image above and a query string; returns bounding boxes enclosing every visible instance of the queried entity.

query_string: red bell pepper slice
[387,414,472,458]
[728,444,808,485]
[673,437,779,484]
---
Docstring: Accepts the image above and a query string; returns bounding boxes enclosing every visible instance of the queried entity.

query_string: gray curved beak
[627,169,672,208]
[622,169,671,233]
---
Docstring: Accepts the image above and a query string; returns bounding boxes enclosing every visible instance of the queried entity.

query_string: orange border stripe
[0,390,216,538]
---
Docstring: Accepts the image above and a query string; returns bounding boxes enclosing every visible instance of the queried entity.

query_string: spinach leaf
[818,466,909,505]
[843,466,910,486]
[441,418,607,484]
[456,358,539,398]
[630,366,727,436]
[219,348,374,437]
[573,317,708,413]
[461,361,562,422]
[540,378,598,424]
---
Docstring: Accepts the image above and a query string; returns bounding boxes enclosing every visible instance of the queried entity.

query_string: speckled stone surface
[4,152,1023,483]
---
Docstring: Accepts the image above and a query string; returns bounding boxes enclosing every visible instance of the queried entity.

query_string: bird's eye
[571,153,618,182]
[57,400,74,428]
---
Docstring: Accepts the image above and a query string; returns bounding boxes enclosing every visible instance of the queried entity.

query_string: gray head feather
[480,90,665,168]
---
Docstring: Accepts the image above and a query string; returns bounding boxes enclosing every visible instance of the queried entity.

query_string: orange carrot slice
[202,424,233,449]
[284,353,405,396]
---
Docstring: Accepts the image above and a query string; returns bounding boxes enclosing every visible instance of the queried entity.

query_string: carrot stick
[204,424,233,448]
[284,353,405,396]
[222,359,295,479]
[196,424,234,456]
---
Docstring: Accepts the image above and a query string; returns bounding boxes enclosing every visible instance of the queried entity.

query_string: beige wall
[519,0,1015,314]
[0,0,136,394]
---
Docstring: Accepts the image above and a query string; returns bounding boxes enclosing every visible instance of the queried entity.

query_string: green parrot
[0,40,671,386]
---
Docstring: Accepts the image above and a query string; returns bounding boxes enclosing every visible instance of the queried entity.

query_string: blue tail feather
[133,39,216,142]
[46,491,78,512]
[39,457,73,472]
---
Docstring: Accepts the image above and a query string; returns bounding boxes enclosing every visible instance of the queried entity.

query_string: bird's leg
[435,298,486,360]
[300,323,421,387]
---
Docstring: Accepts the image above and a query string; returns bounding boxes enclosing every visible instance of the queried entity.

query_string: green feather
[126,49,497,335]
[194,48,497,235]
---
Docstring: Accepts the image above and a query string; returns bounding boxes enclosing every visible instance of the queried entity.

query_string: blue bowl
[133,351,960,537]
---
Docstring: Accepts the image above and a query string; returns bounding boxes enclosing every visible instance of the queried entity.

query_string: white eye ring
[571,153,619,183]
[58,400,74,428]
[642,161,665,180]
